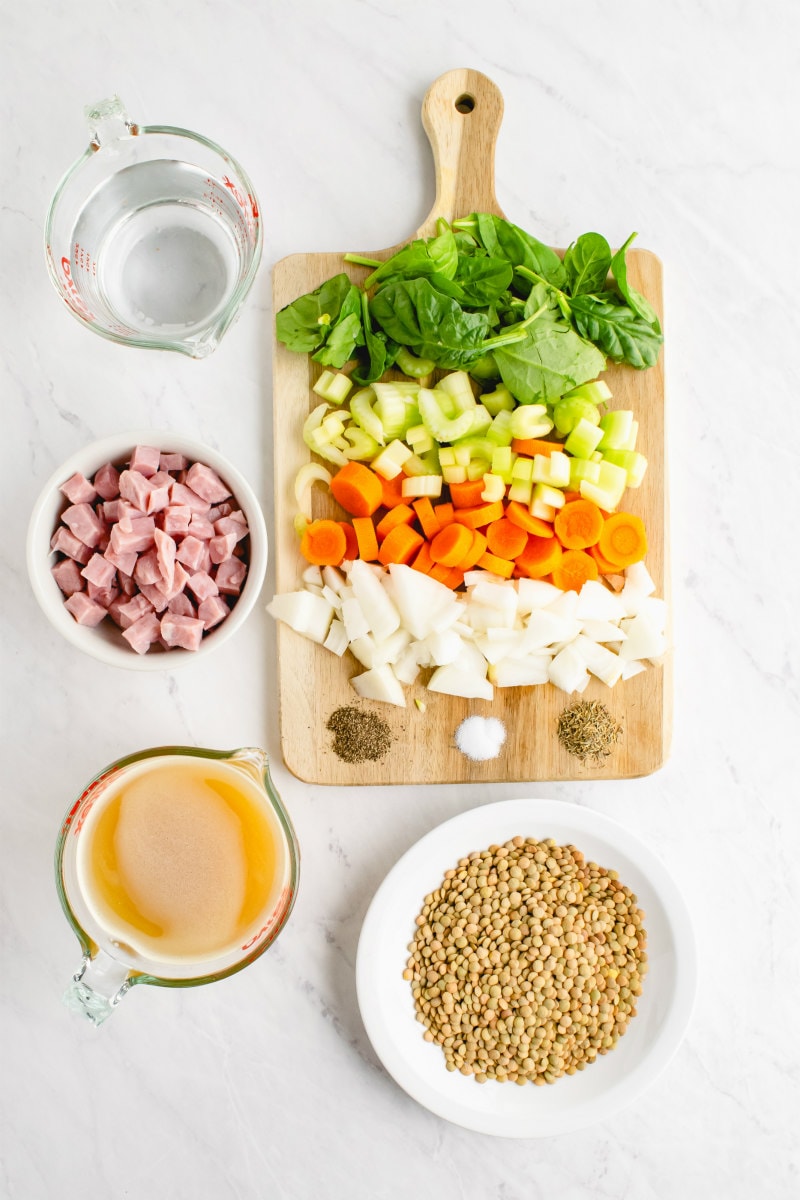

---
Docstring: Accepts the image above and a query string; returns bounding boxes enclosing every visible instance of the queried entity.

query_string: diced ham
[137,582,169,613]
[129,445,161,477]
[103,543,138,577]
[145,478,172,514]
[133,549,163,587]
[175,534,206,572]
[51,557,85,595]
[162,505,191,536]
[110,521,155,556]
[107,595,129,626]
[93,462,121,500]
[167,592,196,618]
[188,514,215,541]
[209,532,237,564]
[102,499,122,522]
[160,612,205,651]
[169,482,211,514]
[117,570,137,597]
[116,593,155,629]
[62,503,104,549]
[50,526,92,564]
[197,595,229,630]
[184,461,231,503]
[60,472,97,505]
[64,591,107,627]
[153,561,190,602]
[86,580,119,608]
[213,514,249,543]
[159,452,188,472]
[81,553,117,590]
[154,528,177,590]
[119,469,154,511]
[187,570,218,602]
[122,611,162,654]
[215,557,247,595]
[207,501,233,521]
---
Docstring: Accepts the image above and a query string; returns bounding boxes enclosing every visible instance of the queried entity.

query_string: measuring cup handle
[64,950,134,1025]
[417,68,506,233]
[84,96,138,150]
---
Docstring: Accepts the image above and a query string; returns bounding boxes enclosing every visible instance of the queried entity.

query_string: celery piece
[372,439,413,480]
[491,445,515,484]
[321,412,346,439]
[342,426,381,460]
[597,460,628,495]
[622,420,639,451]
[419,449,442,475]
[564,417,604,460]
[481,473,506,502]
[553,396,602,436]
[480,384,516,416]
[511,456,534,482]
[532,482,566,509]
[453,445,472,468]
[561,380,612,406]
[509,404,550,440]
[602,448,648,488]
[467,458,491,481]
[579,480,623,511]
[450,436,495,461]
[405,423,435,454]
[546,451,571,489]
[401,474,443,499]
[374,382,413,440]
[598,410,634,451]
[442,464,468,484]
[313,370,353,405]
[591,451,604,462]
[437,370,476,413]
[486,410,514,447]
[418,387,475,443]
[569,458,602,490]
[303,401,330,444]
[402,452,432,477]
[438,447,457,468]
[530,498,556,521]
[349,388,385,445]
[394,347,436,378]
[467,404,493,436]
[507,478,533,504]
[468,352,500,384]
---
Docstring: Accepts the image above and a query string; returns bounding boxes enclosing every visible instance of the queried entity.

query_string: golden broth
[77,757,282,963]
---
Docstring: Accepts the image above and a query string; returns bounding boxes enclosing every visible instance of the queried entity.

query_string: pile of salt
[454,716,507,762]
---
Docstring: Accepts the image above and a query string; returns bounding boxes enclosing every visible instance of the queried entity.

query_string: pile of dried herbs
[557,700,622,765]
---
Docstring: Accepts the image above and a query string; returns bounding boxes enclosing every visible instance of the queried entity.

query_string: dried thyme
[557,700,623,765]
[326,706,393,764]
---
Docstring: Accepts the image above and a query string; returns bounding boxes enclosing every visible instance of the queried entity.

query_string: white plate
[356,799,697,1138]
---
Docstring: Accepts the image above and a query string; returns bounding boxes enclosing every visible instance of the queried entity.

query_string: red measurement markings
[59,256,94,321]
[71,768,116,836]
[240,885,293,951]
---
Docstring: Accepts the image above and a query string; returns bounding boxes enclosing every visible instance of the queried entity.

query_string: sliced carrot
[412,497,442,540]
[511,437,562,457]
[588,542,621,575]
[486,517,528,561]
[455,528,488,571]
[378,523,424,566]
[428,563,452,584]
[380,471,408,508]
[430,522,474,567]
[339,521,358,561]
[554,499,604,550]
[443,566,465,589]
[515,535,563,580]
[505,500,555,538]
[598,512,647,567]
[351,516,379,561]
[300,519,348,566]
[411,542,434,574]
[551,549,599,592]
[449,479,487,508]
[563,492,582,504]
[476,550,515,579]
[330,462,383,517]
[453,500,505,530]
[433,501,455,527]
[375,503,416,541]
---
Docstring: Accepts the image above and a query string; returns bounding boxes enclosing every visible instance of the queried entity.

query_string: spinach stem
[480,304,547,351]
[344,253,384,269]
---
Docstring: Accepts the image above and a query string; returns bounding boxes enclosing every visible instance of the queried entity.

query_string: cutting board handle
[417,68,506,235]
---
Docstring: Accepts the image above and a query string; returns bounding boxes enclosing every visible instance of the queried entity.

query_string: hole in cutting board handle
[455,93,475,114]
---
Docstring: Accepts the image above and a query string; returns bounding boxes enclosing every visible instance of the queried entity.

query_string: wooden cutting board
[271,68,670,785]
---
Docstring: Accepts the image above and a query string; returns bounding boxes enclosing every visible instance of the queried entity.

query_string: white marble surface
[2,1,799,1196]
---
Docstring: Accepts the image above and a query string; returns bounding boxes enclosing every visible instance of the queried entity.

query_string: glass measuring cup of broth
[56,746,299,1024]
[44,97,263,358]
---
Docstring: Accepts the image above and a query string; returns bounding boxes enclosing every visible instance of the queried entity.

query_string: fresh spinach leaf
[493,318,606,404]
[570,293,662,369]
[610,233,662,333]
[477,215,568,292]
[563,233,612,296]
[365,228,458,288]
[370,277,490,369]
[311,311,363,368]
[454,256,514,306]
[351,293,396,384]
[275,273,358,354]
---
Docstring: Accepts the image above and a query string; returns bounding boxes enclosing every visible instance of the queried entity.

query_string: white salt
[454,716,507,761]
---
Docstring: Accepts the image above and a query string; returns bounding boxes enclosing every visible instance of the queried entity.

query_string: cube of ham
[81,552,117,590]
[103,542,138,577]
[116,593,155,629]
[175,534,206,572]
[93,462,121,500]
[188,514,215,541]
[137,582,169,613]
[159,452,188,473]
[154,528,177,591]
[197,595,229,630]
[122,611,162,654]
[187,570,218,602]
[117,570,137,597]
[160,612,204,651]
[133,550,163,587]
[129,445,161,477]
[169,482,211,514]
[207,501,233,521]
[214,557,247,595]
[87,580,120,608]
[64,591,107,627]
[60,472,97,505]
[184,461,231,504]
[110,517,155,555]
[213,514,249,543]
[162,505,191,536]
[145,478,172,514]
[51,526,92,564]
[209,532,237,564]
[51,557,85,595]
[119,469,155,511]
[154,561,189,602]
[167,592,196,618]
[62,503,104,549]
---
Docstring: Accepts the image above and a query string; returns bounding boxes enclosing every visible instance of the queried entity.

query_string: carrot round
[339,521,358,561]
[351,516,379,561]
[515,534,563,579]
[377,523,424,565]
[449,479,487,509]
[598,512,647,567]
[551,549,599,592]
[476,550,515,579]
[412,497,442,540]
[455,528,488,571]
[380,471,408,509]
[433,501,455,527]
[452,500,505,530]
[376,503,415,541]
[554,499,604,549]
[430,522,474,567]
[330,462,383,517]
[411,541,434,574]
[505,500,555,538]
[300,519,348,566]
[485,517,528,561]
[588,541,621,575]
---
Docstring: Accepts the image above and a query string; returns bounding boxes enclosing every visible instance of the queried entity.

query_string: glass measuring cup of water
[45,98,263,358]
[56,746,299,1024]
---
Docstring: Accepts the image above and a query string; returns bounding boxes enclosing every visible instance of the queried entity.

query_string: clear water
[70,160,251,339]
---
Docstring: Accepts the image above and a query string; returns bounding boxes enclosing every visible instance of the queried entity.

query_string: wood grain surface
[271,69,670,785]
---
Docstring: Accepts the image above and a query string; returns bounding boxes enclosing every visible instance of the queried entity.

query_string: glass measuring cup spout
[45,99,263,357]
[56,746,300,1024]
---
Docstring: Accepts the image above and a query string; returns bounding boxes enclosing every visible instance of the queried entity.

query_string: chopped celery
[442,464,468,484]
[510,404,552,440]
[453,445,472,468]
[313,370,353,405]
[405,424,435,454]
[569,458,602,490]
[553,396,602,436]
[468,352,500,384]
[401,474,443,498]
[511,456,534,482]
[467,458,491,480]
[530,498,556,521]
[602,448,647,487]
[491,445,515,483]
[597,460,628,495]
[532,450,570,489]
[579,480,622,510]
[507,478,533,504]
[450,436,495,461]
[321,412,347,439]
[303,401,330,442]
[481,473,506,502]
[480,384,515,416]
[467,404,493,436]
[591,451,604,462]
[622,419,639,451]
[402,452,433,477]
[342,426,381,460]
[598,410,634,450]
[564,417,604,460]
[349,388,385,445]
[437,370,476,412]
[486,410,514,447]
[371,439,413,479]
[418,387,475,443]
[532,481,566,509]
[374,382,414,440]
[561,380,612,406]
[394,347,436,378]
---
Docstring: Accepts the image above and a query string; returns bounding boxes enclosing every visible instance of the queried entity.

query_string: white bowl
[356,799,698,1138]
[26,430,267,670]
